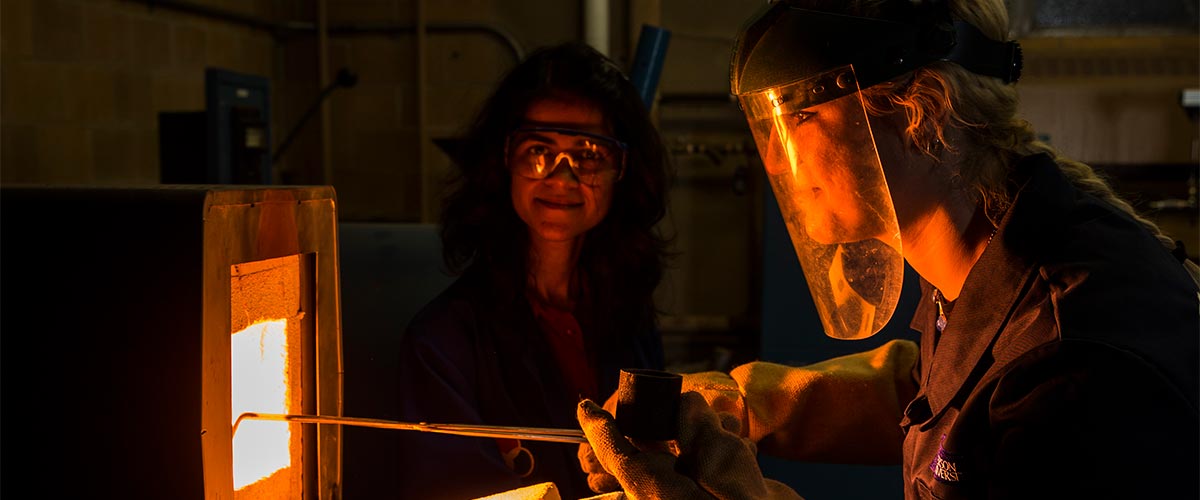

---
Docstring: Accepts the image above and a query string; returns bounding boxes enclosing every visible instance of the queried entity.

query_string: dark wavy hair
[438,41,673,337]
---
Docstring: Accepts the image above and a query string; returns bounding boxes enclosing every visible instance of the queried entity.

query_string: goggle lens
[506,128,626,185]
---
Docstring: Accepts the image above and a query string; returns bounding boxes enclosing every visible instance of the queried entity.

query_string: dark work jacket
[395,265,664,500]
[900,153,1200,499]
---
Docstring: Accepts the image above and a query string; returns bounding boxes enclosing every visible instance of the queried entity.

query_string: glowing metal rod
[232,412,587,444]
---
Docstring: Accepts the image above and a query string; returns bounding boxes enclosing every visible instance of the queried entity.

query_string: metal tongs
[232,412,587,444]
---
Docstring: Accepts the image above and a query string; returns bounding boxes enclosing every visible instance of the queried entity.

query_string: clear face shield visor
[738,66,903,340]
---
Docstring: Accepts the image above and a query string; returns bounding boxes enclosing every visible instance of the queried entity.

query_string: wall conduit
[128,0,526,61]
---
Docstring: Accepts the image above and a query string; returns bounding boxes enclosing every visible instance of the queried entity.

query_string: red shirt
[496,297,598,463]
[528,297,598,402]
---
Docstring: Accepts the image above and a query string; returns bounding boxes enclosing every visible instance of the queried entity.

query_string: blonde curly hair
[850,0,1200,282]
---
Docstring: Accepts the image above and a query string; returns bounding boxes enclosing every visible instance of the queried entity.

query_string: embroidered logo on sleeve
[929,434,963,483]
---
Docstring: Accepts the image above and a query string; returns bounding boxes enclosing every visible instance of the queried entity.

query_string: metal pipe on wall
[628,24,671,108]
[318,0,333,186]
[628,0,661,123]
[325,23,526,61]
[313,0,343,487]
[125,0,526,62]
[585,0,610,56]
[134,0,307,32]
[416,0,431,223]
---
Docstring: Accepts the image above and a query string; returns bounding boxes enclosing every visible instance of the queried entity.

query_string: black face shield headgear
[731,0,1022,98]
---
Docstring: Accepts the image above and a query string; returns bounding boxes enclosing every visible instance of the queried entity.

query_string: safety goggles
[505,127,627,186]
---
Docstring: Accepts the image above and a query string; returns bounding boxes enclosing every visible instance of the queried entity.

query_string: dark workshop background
[2,1,1196,499]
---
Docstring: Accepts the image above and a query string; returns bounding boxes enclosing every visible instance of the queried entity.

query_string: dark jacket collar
[909,153,1072,419]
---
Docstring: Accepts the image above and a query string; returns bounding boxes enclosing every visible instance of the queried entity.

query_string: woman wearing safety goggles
[396,41,672,500]
[506,126,627,187]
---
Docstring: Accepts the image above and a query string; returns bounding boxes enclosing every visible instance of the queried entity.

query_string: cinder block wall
[1017,36,1199,164]
[0,0,586,223]
[1,0,278,184]
[322,1,582,221]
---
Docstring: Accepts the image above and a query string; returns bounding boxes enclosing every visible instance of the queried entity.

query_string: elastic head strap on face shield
[730,0,1023,99]
[946,20,1023,84]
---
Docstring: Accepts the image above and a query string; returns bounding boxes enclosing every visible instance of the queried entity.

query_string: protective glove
[577,428,623,494]
[576,373,748,494]
[577,389,622,493]
[577,391,804,500]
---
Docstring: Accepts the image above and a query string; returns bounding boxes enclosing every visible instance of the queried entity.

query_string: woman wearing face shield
[576,1,1200,498]
[396,42,672,500]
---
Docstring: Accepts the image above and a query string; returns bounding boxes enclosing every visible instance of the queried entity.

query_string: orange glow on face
[230,255,305,499]
[232,319,291,489]
[763,93,882,245]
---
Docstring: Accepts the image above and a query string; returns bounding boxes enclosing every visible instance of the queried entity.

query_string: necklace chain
[934,224,1000,334]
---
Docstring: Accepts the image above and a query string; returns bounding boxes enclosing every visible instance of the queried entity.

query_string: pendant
[933,289,947,333]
